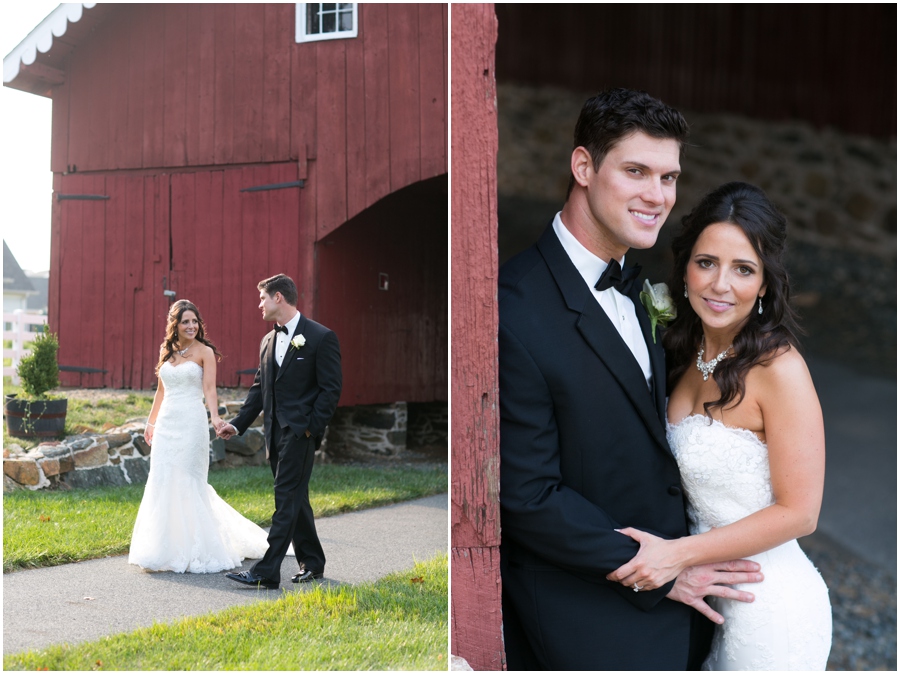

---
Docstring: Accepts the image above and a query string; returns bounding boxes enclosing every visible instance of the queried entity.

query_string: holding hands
[215,418,237,440]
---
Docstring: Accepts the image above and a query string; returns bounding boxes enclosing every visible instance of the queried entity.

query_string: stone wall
[2,402,267,492]
[4,424,152,492]
[323,401,449,460]
[408,402,448,449]
[3,400,449,491]
[325,403,409,458]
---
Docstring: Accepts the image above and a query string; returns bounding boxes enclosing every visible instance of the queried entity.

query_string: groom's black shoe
[225,570,279,589]
[291,568,324,583]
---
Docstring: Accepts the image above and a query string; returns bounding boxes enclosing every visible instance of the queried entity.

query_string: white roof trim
[3,3,96,85]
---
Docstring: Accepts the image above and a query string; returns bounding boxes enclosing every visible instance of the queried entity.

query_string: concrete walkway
[3,493,448,655]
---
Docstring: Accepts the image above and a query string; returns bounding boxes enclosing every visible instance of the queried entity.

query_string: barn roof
[3,3,115,98]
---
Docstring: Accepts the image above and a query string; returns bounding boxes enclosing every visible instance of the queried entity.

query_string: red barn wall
[51,3,447,232]
[316,175,447,405]
[46,3,448,393]
[450,4,504,670]
[51,164,313,389]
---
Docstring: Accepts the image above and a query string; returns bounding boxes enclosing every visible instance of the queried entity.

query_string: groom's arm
[499,323,671,610]
[229,363,264,436]
[307,330,342,439]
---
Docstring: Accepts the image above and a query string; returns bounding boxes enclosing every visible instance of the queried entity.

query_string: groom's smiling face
[572,130,681,261]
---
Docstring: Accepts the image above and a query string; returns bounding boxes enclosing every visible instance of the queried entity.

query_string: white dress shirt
[274,311,302,367]
[553,213,652,388]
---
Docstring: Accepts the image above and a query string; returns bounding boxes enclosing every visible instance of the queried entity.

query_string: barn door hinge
[56,194,111,201]
[239,180,305,193]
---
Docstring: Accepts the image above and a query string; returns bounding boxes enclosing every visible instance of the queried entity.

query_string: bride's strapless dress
[668,415,832,671]
[128,360,269,573]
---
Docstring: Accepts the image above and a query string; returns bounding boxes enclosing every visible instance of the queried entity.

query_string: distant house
[4,3,448,399]
[3,242,47,382]
[3,241,36,314]
[26,272,49,315]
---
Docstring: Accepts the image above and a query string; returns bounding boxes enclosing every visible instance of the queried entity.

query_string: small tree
[17,331,60,399]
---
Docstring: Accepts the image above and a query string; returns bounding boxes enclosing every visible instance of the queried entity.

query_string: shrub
[17,332,60,399]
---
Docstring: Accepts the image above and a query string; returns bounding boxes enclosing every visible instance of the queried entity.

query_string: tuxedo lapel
[537,225,670,455]
[576,302,670,455]
[628,283,668,425]
[262,331,277,382]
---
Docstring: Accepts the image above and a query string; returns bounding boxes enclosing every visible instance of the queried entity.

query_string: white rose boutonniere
[291,334,306,349]
[639,280,677,344]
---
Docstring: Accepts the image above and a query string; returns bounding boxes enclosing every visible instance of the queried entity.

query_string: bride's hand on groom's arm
[605,527,687,591]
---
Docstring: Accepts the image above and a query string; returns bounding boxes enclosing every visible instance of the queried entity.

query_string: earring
[684,284,688,298]
[758,297,763,315]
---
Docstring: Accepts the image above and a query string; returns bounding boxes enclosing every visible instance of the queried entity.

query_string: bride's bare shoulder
[750,344,815,399]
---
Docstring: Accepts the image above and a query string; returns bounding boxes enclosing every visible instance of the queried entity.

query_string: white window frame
[295,3,358,43]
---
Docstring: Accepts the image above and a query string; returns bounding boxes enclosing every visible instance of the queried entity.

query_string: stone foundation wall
[323,401,449,459]
[408,402,448,449]
[325,402,409,457]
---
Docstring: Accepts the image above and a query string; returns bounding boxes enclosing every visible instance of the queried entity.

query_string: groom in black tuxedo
[498,89,762,670]
[220,273,342,589]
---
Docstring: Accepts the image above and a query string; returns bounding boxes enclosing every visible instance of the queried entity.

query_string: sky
[2,2,62,273]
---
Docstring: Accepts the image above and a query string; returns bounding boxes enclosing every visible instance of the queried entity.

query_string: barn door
[168,163,302,386]
[54,173,170,389]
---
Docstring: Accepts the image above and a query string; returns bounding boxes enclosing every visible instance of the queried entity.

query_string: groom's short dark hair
[258,273,298,306]
[567,88,688,197]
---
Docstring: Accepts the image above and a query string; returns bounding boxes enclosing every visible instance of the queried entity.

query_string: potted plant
[5,331,68,438]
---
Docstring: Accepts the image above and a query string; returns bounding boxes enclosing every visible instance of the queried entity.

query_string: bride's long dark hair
[156,300,222,374]
[663,182,803,416]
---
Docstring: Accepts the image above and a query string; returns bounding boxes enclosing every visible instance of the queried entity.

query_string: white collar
[280,311,302,337]
[552,212,626,291]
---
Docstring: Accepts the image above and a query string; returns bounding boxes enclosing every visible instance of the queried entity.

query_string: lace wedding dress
[668,415,832,671]
[129,361,269,573]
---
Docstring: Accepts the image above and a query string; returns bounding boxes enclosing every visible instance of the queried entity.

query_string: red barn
[4,3,447,407]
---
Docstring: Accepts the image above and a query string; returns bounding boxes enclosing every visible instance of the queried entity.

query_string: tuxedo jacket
[231,314,342,451]
[498,225,701,670]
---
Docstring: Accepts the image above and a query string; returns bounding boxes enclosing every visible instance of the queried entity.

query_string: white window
[295,3,358,43]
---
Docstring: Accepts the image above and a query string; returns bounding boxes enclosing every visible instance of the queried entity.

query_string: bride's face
[177,310,200,344]
[684,222,766,336]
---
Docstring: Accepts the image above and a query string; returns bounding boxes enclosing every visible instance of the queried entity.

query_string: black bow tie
[275,324,289,334]
[594,259,642,295]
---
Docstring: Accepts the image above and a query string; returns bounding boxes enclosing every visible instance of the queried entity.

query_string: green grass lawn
[3,464,447,572]
[3,554,448,671]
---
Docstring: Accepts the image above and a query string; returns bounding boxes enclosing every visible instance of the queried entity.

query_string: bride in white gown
[129,300,269,573]
[607,183,832,670]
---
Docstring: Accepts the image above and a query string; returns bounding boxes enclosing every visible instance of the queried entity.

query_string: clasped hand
[213,418,237,440]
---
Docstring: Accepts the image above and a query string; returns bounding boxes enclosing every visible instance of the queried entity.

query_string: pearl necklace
[696,339,732,382]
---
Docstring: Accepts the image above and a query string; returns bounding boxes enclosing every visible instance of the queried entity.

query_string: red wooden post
[450,4,504,670]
